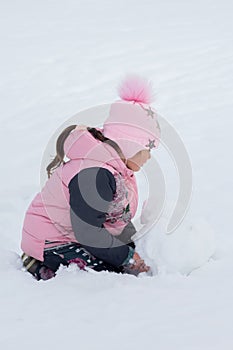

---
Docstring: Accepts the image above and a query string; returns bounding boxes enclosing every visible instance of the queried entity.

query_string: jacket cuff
[121,246,135,266]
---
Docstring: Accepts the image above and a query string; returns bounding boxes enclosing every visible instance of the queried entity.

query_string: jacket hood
[63,128,134,179]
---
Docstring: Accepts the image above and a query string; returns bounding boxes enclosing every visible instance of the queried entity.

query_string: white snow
[1,0,233,349]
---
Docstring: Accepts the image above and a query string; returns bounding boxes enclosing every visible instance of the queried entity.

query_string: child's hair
[46,125,126,178]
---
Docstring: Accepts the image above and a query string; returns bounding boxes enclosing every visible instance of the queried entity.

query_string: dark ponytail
[46,125,77,178]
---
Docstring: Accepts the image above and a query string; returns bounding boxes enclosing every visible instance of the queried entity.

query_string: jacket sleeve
[115,221,136,248]
[68,167,135,268]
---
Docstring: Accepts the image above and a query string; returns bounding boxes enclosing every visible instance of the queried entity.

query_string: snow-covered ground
[1,0,233,348]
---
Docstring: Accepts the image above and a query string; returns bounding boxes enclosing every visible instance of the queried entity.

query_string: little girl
[21,75,160,280]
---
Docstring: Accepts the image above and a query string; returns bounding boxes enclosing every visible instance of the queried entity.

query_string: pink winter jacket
[21,128,138,261]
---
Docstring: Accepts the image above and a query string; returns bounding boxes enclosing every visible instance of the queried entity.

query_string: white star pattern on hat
[145,139,156,150]
[140,105,155,118]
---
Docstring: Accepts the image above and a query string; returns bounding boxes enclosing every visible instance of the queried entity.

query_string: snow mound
[141,212,216,275]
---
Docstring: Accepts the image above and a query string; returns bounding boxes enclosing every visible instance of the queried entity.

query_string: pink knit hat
[103,75,161,159]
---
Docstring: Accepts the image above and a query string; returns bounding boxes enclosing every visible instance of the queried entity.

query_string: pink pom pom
[118,75,154,104]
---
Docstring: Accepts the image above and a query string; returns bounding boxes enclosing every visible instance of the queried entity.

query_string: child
[21,75,160,280]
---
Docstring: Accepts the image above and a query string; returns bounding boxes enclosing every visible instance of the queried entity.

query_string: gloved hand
[122,252,150,276]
